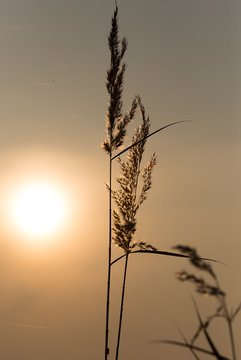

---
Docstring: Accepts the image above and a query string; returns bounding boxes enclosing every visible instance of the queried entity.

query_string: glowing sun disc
[13,183,65,236]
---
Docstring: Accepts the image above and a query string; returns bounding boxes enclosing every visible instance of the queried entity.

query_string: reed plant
[102,6,214,360]
[154,245,240,360]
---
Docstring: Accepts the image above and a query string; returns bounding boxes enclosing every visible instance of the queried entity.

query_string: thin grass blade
[152,340,231,358]
[231,301,241,321]
[192,297,226,360]
[111,120,191,160]
[111,249,218,266]
[176,325,201,360]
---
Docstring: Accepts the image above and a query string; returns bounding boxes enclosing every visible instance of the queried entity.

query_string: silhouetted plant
[102,7,210,360]
[108,94,158,360]
[154,245,240,360]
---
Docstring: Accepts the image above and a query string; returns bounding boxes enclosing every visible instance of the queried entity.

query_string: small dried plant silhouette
[102,6,213,360]
[155,245,240,360]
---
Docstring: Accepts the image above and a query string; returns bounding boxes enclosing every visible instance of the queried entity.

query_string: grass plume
[155,245,240,360]
[111,96,157,254]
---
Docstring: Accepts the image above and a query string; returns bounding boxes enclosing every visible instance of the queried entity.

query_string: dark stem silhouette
[105,155,112,359]
[115,253,129,360]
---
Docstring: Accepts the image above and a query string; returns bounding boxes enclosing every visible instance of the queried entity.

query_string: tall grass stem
[228,319,236,360]
[105,155,112,359]
[215,277,236,360]
[115,253,129,360]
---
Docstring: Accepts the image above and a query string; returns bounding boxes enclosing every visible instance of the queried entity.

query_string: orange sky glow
[0,1,240,359]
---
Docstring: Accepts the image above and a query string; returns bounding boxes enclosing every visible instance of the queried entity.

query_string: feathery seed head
[103,6,131,155]
[112,100,156,253]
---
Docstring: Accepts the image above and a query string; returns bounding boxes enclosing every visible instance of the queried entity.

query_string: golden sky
[0,0,240,359]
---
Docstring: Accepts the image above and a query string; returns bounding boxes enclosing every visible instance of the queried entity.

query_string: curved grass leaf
[110,250,218,266]
[151,340,230,359]
[111,120,191,160]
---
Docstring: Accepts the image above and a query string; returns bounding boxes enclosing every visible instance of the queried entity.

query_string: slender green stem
[115,253,129,360]
[105,155,112,360]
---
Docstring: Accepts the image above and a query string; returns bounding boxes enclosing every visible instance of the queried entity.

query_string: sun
[13,183,66,236]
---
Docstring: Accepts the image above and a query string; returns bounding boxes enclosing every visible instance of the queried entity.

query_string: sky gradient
[0,0,240,359]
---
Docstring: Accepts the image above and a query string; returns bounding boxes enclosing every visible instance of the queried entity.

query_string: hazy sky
[0,0,240,359]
